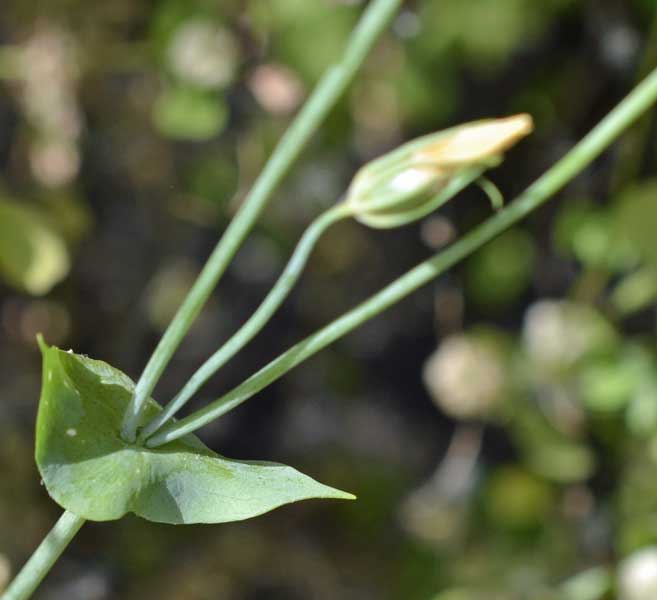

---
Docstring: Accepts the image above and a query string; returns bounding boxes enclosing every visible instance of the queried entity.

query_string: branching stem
[120,0,404,442]
[145,65,657,448]
[139,203,352,441]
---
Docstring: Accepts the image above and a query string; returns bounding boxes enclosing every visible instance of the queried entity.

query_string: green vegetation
[2,2,657,599]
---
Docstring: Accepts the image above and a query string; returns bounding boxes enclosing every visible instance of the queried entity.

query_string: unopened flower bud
[345,114,533,229]
[168,19,238,90]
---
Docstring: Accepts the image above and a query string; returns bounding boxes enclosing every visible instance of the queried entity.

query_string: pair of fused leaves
[36,339,353,524]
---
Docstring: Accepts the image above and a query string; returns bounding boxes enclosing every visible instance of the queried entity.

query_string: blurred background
[1,0,657,598]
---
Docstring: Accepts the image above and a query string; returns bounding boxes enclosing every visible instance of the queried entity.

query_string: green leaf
[483,466,554,531]
[615,179,657,268]
[35,339,354,524]
[0,198,70,295]
[466,228,535,310]
[553,200,637,271]
[153,86,228,141]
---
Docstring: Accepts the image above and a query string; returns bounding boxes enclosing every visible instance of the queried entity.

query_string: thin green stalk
[120,0,403,442]
[612,7,657,189]
[139,203,352,441]
[1,511,85,600]
[146,66,657,448]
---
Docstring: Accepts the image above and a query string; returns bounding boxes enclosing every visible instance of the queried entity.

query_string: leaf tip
[36,333,49,353]
[331,488,357,501]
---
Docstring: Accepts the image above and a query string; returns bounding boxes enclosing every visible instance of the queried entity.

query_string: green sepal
[345,124,502,229]
[355,165,486,229]
[35,338,354,524]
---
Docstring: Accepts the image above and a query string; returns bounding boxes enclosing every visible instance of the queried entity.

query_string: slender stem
[139,204,352,441]
[476,177,505,211]
[146,66,657,448]
[612,7,657,188]
[3,7,400,598]
[1,511,85,600]
[120,0,403,442]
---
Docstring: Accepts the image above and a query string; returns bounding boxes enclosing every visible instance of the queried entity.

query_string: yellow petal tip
[415,113,534,168]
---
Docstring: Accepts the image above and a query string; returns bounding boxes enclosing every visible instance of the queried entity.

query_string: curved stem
[120,0,403,442]
[139,203,351,441]
[146,65,657,448]
[1,511,85,600]
[477,177,505,210]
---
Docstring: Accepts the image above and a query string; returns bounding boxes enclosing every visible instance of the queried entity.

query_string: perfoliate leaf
[35,339,354,524]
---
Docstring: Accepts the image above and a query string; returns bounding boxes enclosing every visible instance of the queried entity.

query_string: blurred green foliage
[1,1,657,599]
[0,197,70,295]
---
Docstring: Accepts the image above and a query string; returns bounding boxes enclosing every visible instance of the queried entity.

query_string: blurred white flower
[17,25,82,186]
[168,19,238,89]
[619,547,657,600]
[249,64,304,115]
[20,25,81,138]
[523,300,614,372]
[423,334,506,419]
[401,427,481,544]
[29,138,80,188]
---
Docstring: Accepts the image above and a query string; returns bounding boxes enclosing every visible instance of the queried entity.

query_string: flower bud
[345,114,533,229]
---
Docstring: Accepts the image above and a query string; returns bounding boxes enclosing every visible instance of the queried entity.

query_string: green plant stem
[477,177,505,210]
[120,0,403,442]
[2,511,85,600]
[146,66,657,448]
[139,203,352,441]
